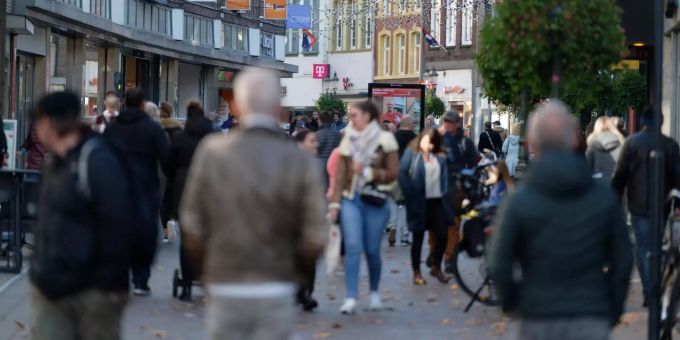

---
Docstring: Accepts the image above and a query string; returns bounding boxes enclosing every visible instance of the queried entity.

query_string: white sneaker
[369,292,382,311]
[339,298,357,314]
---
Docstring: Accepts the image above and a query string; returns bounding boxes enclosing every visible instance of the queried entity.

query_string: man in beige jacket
[180,67,327,340]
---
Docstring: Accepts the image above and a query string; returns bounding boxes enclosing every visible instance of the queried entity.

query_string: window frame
[430,0,440,46]
[462,0,473,46]
[445,0,457,46]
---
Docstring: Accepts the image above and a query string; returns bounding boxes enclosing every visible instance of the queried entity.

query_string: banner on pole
[286,5,311,29]
[264,0,287,20]
[224,0,250,11]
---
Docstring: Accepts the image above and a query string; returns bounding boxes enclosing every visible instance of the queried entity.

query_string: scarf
[346,120,382,167]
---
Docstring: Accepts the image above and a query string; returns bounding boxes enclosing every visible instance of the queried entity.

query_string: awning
[7,15,35,36]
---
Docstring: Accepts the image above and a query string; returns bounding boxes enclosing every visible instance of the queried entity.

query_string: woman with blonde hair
[586,116,626,181]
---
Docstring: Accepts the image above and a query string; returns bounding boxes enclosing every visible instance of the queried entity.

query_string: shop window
[83,43,99,117]
[185,14,213,46]
[286,29,299,56]
[50,33,71,92]
[222,24,249,52]
[261,33,275,58]
[446,0,457,46]
[126,0,172,37]
[90,0,110,19]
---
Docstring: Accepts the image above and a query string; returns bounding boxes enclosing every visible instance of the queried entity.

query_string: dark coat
[612,129,680,216]
[444,129,478,173]
[489,152,633,325]
[30,131,134,299]
[316,125,342,161]
[394,130,417,158]
[104,108,170,227]
[399,149,455,232]
[478,128,503,154]
[165,116,213,219]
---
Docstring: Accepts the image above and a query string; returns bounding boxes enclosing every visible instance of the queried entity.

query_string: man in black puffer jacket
[30,92,133,339]
[490,101,633,339]
[105,88,169,296]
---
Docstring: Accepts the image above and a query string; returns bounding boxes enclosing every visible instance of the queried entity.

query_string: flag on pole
[422,28,440,48]
[302,29,317,51]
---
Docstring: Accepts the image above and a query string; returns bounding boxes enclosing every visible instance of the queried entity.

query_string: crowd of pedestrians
[21,64,680,340]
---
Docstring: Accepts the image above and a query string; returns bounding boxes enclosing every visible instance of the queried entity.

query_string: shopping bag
[325,223,342,275]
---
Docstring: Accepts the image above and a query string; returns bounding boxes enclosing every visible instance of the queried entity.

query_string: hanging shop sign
[444,86,465,94]
[313,64,329,79]
[264,0,287,20]
[286,5,311,29]
[224,0,250,11]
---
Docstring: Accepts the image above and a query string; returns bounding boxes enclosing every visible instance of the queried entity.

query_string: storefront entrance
[123,54,160,104]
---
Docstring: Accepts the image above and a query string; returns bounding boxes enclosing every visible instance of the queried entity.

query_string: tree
[425,93,446,118]
[315,93,346,115]
[476,0,626,109]
[611,69,646,116]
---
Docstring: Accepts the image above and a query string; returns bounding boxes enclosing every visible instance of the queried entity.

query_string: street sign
[286,5,311,29]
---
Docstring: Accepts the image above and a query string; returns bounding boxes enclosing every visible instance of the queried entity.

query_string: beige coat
[181,123,327,284]
[330,131,400,204]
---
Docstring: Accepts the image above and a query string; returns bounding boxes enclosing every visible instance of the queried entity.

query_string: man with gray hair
[489,100,633,340]
[180,67,327,340]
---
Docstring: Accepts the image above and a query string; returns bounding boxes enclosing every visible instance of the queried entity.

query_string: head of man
[34,91,83,157]
[333,112,341,122]
[400,115,415,131]
[125,88,146,110]
[386,102,394,112]
[641,105,662,130]
[484,121,493,131]
[527,100,578,157]
[442,111,461,135]
[312,111,319,121]
[319,111,333,126]
[104,91,120,112]
[493,121,501,128]
[234,67,281,119]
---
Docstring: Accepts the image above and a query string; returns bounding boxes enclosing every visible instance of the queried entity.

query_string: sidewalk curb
[0,267,28,295]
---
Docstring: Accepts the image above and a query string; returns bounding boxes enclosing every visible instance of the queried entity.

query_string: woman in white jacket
[502,123,521,177]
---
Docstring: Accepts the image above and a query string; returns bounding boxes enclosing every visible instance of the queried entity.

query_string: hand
[329,208,339,223]
[15,151,21,158]
[352,162,364,175]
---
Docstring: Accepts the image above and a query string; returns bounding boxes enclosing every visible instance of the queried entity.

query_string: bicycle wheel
[662,269,680,340]
[452,246,500,306]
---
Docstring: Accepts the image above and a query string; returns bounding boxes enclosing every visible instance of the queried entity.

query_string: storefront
[177,62,203,117]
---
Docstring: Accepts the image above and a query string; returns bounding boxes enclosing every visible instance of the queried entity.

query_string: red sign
[444,86,465,94]
[313,64,329,79]
[372,88,422,98]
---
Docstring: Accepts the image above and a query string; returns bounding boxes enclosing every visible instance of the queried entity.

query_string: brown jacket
[180,122,327,284]
[330,131,400,204]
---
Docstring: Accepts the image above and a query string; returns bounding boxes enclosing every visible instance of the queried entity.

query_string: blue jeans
[341,195,391,299]
[631,215,651,297]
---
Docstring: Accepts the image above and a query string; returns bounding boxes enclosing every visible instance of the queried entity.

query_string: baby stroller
[170,221,200,301]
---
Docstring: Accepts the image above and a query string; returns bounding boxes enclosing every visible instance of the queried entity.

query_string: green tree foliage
[425,93,447,118]
[611,70,646,116]
[315,93,346,114]
[476,0,626,108]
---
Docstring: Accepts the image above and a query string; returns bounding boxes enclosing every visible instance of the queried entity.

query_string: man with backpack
[30,91,133,339]
[105,87,169,296]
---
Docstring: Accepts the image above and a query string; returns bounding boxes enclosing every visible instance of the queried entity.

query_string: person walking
[395,115,417,158]
[612,106,680,307]
[502,123,521,177]
[586,116,626,181]
[316,111,343,189]
[328,101,399,314]
[164,101,213,298]
[478,121,503,156]
[30,92,133,340]
[159,101,183,240]
[490,101,633,340]
[93,91,120,133]
[181,68,327,340]
[18,122,48,170]
[437,111,478,273]
[492,121,507,143]
[308,111,320,132]
[104,88,169,296]
[399,128,454,286]
[159,102,182,138]
[144,102,161,123]
[331,111,346,132]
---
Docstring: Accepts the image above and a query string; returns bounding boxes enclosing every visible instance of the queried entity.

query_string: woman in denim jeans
[329,101,399,314]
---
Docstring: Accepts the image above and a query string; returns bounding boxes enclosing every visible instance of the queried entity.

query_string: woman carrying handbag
[399,128,455,286]
[328,101,399,315]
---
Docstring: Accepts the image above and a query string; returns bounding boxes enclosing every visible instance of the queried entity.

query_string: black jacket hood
[184,116,213,138]
[526,152,593,197]
[116,108,148,124]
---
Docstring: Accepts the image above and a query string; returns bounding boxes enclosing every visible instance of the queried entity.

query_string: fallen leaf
[450,284,460,290]
[313,332,332,338]
[465,319,482,326]
[427,298,438,303]
[441,319,454,325]
[390,269,400,274]
[152,330,166,338]
[15,321,25,330]
[490,321,507,335]
[332,323,342,329]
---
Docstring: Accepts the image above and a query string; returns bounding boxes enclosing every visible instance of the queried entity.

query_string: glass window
[144,3,152,30]
[396,34,405,74]
[411,32,420,74]
[286,29,299,55]
[335,2,342,50]
[381,35,390,75]
[350,0,357,49]
[430,0,440,44]
[446,0,457,46]
[237,27,247,51]
[364,0,373,48]
[207,21,213,45]
[462,0,472,45]
[127,0,135,25]
[136,1,144,28]
[261,33,275,58]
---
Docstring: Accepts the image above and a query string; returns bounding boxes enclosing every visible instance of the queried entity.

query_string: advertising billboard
[264,0,287,19]
[368,83,426,132]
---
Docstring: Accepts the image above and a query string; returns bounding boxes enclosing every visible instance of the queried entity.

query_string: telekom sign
[312,64,329,79]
